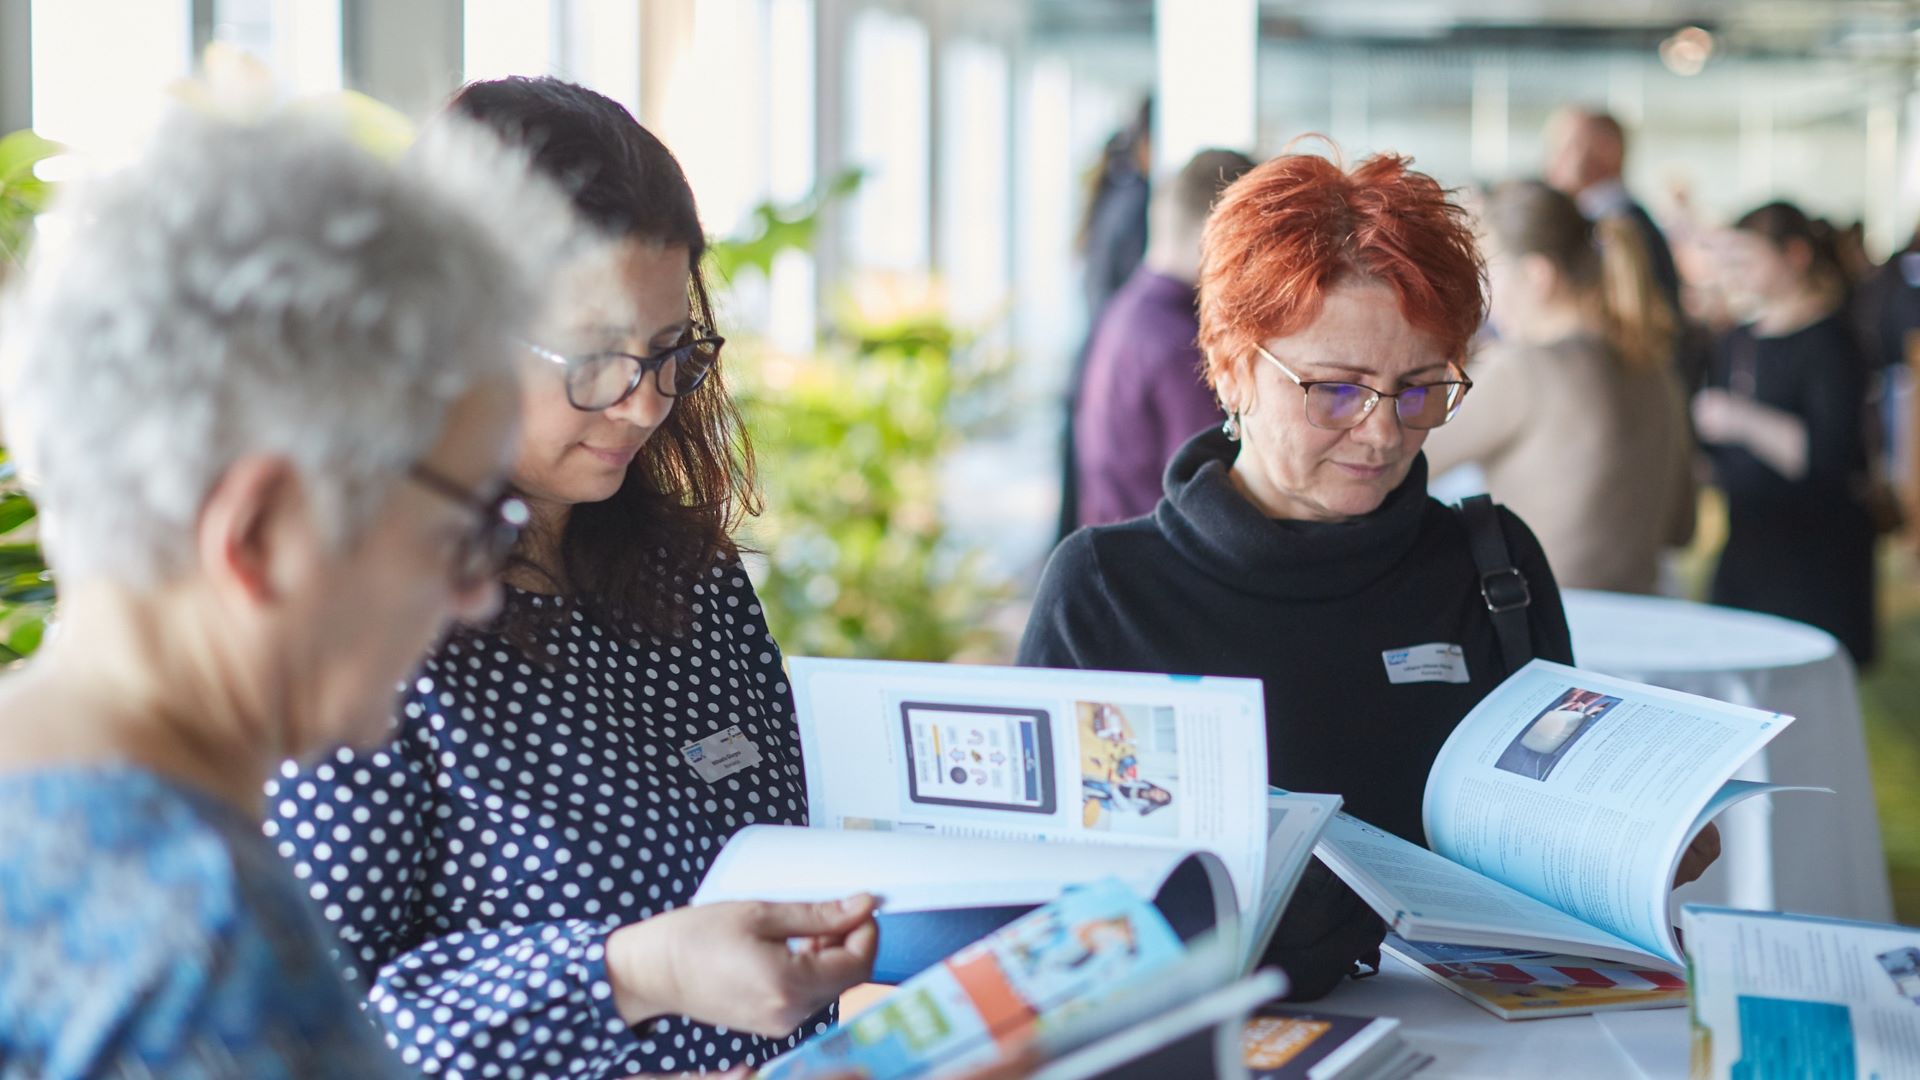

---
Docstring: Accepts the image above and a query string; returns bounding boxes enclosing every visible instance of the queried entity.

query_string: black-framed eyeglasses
[1256,346,1473,431]
[408,464,529,590]
[523,329,724,412]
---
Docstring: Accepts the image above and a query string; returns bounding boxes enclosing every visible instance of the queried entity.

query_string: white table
[1315,956,1688,1079]
[1562,589,1894,924]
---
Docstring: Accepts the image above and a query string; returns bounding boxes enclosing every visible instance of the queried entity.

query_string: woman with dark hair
[1695,200,1878,664]
[268,77,876,1078]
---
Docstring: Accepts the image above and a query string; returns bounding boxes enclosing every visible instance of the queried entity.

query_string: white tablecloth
[1316,956,1689,1079]
[1562,589,1894,924]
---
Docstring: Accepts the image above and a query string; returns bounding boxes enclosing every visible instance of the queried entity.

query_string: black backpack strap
[1458,494,1534,676]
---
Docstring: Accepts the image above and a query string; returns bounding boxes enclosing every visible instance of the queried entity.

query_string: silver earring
[1221,410,1242,442]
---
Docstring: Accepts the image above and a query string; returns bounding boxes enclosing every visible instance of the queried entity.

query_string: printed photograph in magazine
[1491,687,1621,782]
[1077,701,1180,837]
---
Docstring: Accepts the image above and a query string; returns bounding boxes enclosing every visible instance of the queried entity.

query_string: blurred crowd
[1069,102,1911,669]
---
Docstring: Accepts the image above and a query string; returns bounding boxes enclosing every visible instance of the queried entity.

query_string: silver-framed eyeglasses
[1255,345,1472,431]
[523,328,724,411]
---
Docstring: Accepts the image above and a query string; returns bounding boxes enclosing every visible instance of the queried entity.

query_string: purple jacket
[1073,268,1222,527]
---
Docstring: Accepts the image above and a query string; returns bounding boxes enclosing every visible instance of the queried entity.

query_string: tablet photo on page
[902,702,1057,814]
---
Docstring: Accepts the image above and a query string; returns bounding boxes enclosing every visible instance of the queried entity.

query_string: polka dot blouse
[265,563,825,1078]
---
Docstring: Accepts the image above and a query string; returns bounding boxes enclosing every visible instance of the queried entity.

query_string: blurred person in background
[1058,98,1155,540]
[269,77,878,1079]
[1543,107,1681,316]
[1696,201,1879,666]
[0,108,533,1077]
[1426,179,1695,593]
[1078,97,1156,321]
[1074,148,1256,528]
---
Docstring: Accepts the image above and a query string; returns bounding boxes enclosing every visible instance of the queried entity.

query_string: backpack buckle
[1480,568,1531,614]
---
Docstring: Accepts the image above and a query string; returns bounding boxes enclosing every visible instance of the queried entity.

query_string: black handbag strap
[1458,494,1534,676]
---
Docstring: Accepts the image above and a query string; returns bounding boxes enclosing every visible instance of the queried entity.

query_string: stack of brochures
[1312,660,1822,996]
[1683,905,1920,1079]
[696,658,1341,979]
[1241,1005,1429,1079]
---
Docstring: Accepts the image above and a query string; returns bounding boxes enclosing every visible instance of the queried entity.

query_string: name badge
[681,724,764,784]
[1382,643,1470,685]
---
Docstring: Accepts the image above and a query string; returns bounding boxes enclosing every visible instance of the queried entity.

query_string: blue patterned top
[0,765,401,1079]
[267,564,825,1078]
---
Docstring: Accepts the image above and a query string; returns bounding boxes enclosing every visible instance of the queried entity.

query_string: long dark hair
[449,76,759,643]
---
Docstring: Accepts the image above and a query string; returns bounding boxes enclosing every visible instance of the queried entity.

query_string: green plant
[713,179,1014,662]
[0,447,50,661]
[0,128,61,662]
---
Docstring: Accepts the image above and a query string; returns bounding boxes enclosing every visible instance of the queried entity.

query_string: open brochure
[1683,905,1920,1079]
[1382,935,1686,1020]
[696,659,1339,976]
[754,878,1288,1080]
[1315,660,1817,973]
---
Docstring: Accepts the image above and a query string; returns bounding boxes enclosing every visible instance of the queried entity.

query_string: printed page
[756,878,1188,1080]
[1684,905,1920,1080]
[1315,813,1672,970]
[1420,660,1792,964]
[790,658,1270,915]
[693,824,1206,912]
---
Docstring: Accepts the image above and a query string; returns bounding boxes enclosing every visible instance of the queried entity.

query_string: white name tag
[681,724,764,784]
[1382,643,1470,685]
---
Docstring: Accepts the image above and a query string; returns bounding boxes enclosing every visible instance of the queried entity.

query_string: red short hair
[1197,147,1484,387]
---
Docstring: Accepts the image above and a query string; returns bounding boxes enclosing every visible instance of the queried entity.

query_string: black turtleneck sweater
[1019,428,1573,995]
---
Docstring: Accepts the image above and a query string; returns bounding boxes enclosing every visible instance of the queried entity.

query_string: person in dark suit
[1544,107,1680,312]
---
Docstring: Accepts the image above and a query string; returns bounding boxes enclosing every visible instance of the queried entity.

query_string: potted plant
[0,128,61,661]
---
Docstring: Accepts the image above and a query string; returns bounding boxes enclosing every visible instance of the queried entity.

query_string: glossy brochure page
[1420,660,1793,964]
[790,658,1270,917]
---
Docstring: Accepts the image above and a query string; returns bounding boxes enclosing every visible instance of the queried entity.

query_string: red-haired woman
[1020,148,1583,998]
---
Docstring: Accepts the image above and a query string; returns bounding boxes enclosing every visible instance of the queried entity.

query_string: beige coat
[1424,335,1695,594]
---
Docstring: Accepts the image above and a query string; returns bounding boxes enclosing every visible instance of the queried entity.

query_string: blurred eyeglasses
[1255,346,1472,431]
[408,464,529,591]
[523,329,724,411]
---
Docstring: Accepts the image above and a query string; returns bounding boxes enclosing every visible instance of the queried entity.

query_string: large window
[210,0,343,98]
[463,0,640,117]
[938,37,1010,327]
[30,0,193,167]
[846,6,930,272]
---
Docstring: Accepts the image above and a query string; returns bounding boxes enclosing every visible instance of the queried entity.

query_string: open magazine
[1684,905,1920,1079]
[754,878,1288,1080]
[694,659,1339,976]
[1314,660,1816,973]
[1381,935,1686,1020]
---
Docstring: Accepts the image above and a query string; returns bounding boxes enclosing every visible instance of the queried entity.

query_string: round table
[1562,589,1893,924]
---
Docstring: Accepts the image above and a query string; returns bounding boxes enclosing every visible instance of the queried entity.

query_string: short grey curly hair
[0,108,545,588]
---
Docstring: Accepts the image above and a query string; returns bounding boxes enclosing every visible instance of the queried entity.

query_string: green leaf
[0,130,63,185]
[0,492,33,535]
[3,615,43,656]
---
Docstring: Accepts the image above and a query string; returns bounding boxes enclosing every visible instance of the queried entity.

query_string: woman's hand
[606,895,879,1038]
[1692,390,1809,479]
[1673,822,1722,888]
[1691,389,1752,445]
